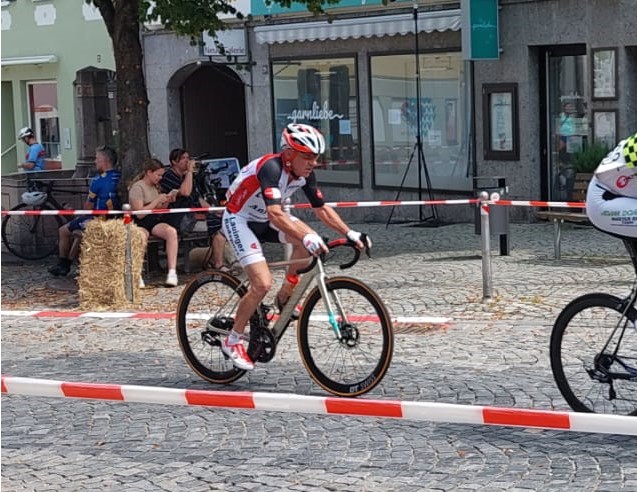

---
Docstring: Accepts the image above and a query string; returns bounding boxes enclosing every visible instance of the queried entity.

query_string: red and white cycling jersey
[225,153,325,221]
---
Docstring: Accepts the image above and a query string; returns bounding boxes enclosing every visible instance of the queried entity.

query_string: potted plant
[572,142,610,176]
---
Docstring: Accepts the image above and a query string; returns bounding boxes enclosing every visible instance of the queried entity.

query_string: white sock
[227,330,242,345]
[168,269,177,276]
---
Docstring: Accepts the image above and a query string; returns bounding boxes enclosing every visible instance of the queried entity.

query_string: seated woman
[128,158,179,287]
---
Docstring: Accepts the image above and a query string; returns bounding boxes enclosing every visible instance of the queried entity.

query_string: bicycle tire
[550,293,637,415]
[1,202,64,260]
[176,271,248,384]
[297,276,394,397]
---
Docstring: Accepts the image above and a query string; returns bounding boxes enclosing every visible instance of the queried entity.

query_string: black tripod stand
[387,4,439,227]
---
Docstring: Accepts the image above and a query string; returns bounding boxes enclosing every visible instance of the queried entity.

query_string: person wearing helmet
[49,146,121,277]
[219,123,372,370]
[586,132,637,238]
[17,127,46,172]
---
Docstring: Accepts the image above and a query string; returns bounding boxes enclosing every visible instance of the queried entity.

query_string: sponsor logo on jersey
[316,189,324,200]
[617,176,629,189]
[264,187,281,200]
[250,242,259,250]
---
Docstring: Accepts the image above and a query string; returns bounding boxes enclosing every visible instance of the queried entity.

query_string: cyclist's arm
[313,205,350,237]
[267,204,315,242]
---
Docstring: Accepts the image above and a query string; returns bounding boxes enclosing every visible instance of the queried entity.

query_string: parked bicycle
[1,177,70,260]
[176,237,394,397]
[550,238,637,415]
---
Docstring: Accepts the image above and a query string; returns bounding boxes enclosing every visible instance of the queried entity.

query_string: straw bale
[78,219,146,310]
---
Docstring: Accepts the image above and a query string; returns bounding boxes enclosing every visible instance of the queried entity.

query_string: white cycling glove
[302,233,327,256]
[347,230,372,248]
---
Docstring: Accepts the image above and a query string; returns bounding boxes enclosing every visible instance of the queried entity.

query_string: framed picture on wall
[482,83,519,160]
[592,110,617,149]
[592,48,617,100]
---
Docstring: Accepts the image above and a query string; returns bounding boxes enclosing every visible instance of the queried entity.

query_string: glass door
[546,50,588,201]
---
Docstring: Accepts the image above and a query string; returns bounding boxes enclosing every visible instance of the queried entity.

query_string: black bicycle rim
[1,203,63,260]
[550,293,637,416]
[298,277,394,397]
[176,271,247,384]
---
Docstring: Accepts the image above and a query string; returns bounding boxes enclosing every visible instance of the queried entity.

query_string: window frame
[269,54,362,188]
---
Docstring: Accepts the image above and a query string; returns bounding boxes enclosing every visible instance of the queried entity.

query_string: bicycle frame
[271,259,345,341]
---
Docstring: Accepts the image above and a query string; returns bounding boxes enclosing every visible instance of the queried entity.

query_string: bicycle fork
[315,261,346,340]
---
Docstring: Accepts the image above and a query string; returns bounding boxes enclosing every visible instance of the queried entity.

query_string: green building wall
[1,1,114,175]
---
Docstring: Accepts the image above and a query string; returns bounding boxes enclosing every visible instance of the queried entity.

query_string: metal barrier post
[283,198,292,261]
[479,192,493,300]
[123,204,134,303]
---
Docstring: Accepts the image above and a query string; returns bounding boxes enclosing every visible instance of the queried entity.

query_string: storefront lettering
[287,101,344,123]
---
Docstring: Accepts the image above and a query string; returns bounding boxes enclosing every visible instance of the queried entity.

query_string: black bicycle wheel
[176,271,248,384]
[1,202,64,260]
[550,293,637,415]
[297,277,394,397]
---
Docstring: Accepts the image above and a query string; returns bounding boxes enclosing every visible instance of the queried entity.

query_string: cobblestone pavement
[2,222,636,491]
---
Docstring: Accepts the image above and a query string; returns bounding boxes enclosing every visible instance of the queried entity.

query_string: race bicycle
[550,237,637,415]
[1,177,70,260]
[176,237,394,397]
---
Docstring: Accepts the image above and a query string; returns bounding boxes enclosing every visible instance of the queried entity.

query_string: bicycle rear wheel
[550,293,637,415]
[176,271,247,384]
[1,203,64,260]
[297,276,394,397]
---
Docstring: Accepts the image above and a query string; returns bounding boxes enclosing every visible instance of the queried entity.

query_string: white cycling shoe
[221,338,254,371]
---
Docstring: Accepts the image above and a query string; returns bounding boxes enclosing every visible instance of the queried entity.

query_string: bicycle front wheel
[298,276,394,397]
[550,293,637,415]
[1,203,63,260]
[176,271,247,384]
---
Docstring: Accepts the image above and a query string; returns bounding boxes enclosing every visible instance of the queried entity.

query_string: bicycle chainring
[248,326,276,363]
[247,304,277,363]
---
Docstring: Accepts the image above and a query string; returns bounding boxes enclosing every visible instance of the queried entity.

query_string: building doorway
[541,45,588,201]
[179,64,247,165]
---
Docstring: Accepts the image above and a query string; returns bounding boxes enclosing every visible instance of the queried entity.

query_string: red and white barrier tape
[1,376,634,435]
[490,199,586,209]
[0,198,586,217]
[0,310,451,325]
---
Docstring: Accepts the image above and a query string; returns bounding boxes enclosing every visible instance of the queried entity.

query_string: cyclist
[586,132,637,238]
[220,123,371,370]
[17,127,46,172]
[49,146,121,277]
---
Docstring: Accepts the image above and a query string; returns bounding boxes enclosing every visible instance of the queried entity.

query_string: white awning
[1,55,58,67]
[255,9,460,45]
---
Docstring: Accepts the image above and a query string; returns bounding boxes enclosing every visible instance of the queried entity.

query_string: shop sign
[461,0,499,60]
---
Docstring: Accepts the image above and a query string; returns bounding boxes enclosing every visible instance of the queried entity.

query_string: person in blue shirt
[17,127,46,172]
[49,146,122,277]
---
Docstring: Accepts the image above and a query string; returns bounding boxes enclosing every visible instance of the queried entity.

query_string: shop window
[28,81,60,159]
[272,57,360,186]
[370,52,471,191]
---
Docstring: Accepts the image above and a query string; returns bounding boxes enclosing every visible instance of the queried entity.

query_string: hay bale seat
[78,219,146,310]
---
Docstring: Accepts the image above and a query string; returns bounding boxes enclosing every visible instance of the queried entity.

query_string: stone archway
[168,63,247,164]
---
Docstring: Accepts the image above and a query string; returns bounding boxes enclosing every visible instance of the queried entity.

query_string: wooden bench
[535,173,591,259]
[145,220,209,274]
[535,210,589,259]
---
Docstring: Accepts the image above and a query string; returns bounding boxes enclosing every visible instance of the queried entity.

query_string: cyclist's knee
[250,277,273,298]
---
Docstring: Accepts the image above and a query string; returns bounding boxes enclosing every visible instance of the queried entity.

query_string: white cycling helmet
[18,127,35,140]
[21,191,47,206]
[280,123,326,155]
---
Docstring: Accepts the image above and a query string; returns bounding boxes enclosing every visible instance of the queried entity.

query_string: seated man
[220,123,372,370]
[49,146,121,276]
[161,148,226,270]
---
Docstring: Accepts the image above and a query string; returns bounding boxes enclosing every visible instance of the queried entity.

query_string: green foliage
[572,143,610,174]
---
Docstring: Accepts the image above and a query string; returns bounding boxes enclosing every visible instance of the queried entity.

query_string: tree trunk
[94,0,150,194]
